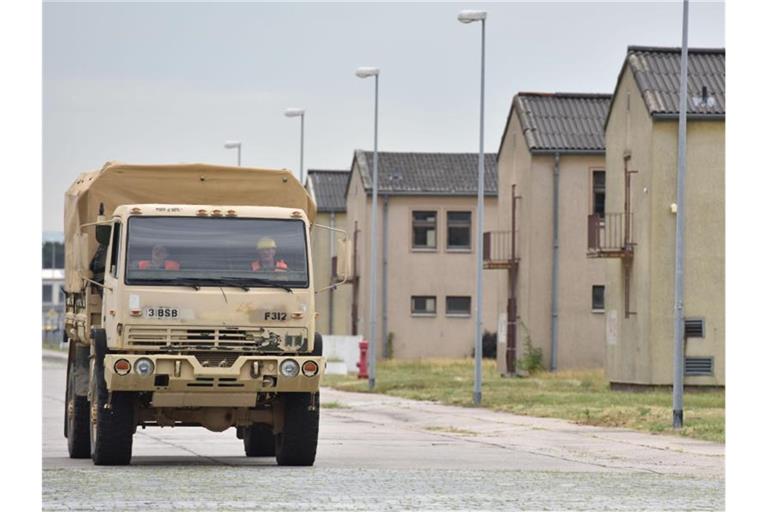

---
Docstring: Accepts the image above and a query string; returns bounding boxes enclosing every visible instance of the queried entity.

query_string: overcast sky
[42,1,724,233]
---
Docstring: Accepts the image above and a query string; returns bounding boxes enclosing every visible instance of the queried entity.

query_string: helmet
[257,237,277,250]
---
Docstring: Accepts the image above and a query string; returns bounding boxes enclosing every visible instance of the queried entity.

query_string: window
[109,222,121,277]
[125,217,309,288]
[411,296,436,316]
[592,285,605,311]
[412,211,437,249]
[593,170,606,218]
[42,284,52,303]
[446,296,471,316]
[447,211,471,250]
[59,286,66,303]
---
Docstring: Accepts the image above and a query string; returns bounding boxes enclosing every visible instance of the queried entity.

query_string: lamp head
[458,10,487,23]
[224,141,241,149]
[355,67,380,78]
[284,108,305,118]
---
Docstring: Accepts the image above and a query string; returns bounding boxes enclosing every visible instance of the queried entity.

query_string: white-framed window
[446,296,471,317]
[412,211,437,250]
[42,284,53,304]
[411,296,436,316]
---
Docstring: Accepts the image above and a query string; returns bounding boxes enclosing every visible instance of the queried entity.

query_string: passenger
[251,237,287,272]
[137,244,181,270]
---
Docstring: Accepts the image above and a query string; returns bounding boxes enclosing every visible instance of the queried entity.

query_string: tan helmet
[257,237,277,250]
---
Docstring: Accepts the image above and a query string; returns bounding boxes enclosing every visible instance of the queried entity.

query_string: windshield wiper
[242,277,293,294]
[172,277,251,292]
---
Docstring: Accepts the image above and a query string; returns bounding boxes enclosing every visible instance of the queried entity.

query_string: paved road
[43,355,724,511]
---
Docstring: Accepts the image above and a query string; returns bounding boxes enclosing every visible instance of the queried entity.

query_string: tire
[311,333,323,356]
[90,341,135,466]
[275,392,319,466]
[243,424,276,457]
[65,346,90,459]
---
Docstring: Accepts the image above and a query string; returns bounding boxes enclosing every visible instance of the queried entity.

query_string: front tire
[90,353,135,465]
[65,346,90,459]
[243,424,276,457]
[275,392,319,466]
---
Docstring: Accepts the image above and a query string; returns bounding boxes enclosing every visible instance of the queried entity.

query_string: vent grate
[685,357,713,376]
[684,318,705,338]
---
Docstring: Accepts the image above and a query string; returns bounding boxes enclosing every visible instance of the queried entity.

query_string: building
[599,46,725,387]
[345,150,504,359]
[42,268,66,342]
[489,92,612,373]
[306,169,353,335]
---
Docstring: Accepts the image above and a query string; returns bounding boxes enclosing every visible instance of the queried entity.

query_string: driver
[137,244,181,270]
[251,237,288,272]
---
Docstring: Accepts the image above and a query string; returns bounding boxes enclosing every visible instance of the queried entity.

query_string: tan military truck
[63,162,349,466]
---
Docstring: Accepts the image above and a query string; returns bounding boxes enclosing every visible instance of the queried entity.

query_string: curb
[43,349,68,363]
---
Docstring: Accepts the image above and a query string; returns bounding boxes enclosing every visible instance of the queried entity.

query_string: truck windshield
[125,217,309,289]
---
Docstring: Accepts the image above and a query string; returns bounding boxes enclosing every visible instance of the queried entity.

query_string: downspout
[551,152,560,371]
[329,211,336,334]
[381,195,389,357]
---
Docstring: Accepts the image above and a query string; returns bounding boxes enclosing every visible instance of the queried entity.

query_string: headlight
[134,358,155,376]
[279,359,300,378]
[113,359,131,376]
[302,360,319,377]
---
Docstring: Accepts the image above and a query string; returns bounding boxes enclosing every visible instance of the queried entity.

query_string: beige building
[306,170,353,335]
[490,93,612,372]
[600,46,725,387]
[345,150,504,359]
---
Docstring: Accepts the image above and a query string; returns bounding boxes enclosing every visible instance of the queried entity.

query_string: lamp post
[284,108,306,184]
[458,8,487,406]
[224,141,241,166]
[356,66,380,391]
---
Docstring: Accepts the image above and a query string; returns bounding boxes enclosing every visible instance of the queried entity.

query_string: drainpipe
[381,195,389,357]
[329,211,336,334]
[551,152,560,371]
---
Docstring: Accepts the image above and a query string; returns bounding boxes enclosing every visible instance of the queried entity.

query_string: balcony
[483,231,515,270]
[587,213,634,258]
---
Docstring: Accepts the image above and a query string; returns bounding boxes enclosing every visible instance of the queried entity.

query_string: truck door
[102,221,122,346]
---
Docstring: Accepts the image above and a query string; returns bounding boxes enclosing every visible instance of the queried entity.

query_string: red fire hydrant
[357,340,369,379]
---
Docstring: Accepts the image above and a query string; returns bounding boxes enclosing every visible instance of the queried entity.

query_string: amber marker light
[302,360,319,377]
[114,359,131,376]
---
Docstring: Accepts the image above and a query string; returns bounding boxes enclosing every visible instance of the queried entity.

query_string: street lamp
[224,141,241,166]
[284,108,306,184]
[356,65,380,391]
[458,8,487,406]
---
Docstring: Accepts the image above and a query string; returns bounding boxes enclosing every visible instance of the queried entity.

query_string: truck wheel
[275,392,319,466]
[90,357,135,465]
[243,424,276,457]
[65,354,90,458]
[311,333,323,356]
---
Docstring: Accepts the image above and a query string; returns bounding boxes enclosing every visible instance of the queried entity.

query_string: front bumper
[104,353,324,407]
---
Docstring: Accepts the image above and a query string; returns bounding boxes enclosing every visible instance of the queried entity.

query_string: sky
[42,1,725,234]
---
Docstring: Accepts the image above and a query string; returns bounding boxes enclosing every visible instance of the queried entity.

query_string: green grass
[322,359,724,443]
[322,401,349,409]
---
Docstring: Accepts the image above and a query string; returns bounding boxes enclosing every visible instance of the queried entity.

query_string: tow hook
[104,391,113,410]
[308,392,318,412]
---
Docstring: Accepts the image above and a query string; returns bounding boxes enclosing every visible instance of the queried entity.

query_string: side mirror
[334,238,353,283]
[95,224,112,246]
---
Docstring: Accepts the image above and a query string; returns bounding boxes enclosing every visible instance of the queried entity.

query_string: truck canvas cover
[64,162,316,293]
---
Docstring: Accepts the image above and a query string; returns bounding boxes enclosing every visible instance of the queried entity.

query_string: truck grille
[125,326,286,351]
[192,352,241,368]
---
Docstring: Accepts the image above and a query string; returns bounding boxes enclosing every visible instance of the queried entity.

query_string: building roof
[306,169,349,213]
[351,150,497,197]
[608,46,725,123]
[498,93,612,157]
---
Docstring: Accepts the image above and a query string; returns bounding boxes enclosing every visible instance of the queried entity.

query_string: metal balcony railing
[483,231,515,269]
[587,213,634,257]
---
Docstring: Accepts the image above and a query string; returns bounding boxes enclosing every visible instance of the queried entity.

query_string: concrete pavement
[43,354,724,510]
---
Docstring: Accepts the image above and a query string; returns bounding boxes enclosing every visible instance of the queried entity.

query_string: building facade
[601,46,725,387]
[42,268,66,343]
[306,170,353,336]
[490,93,612,372]
[345,150,504,359]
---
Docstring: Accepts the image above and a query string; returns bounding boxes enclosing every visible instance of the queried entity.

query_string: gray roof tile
[354,151,497,196]
[625,46,725,117]
[307,170,349,212]
[513,93,612,152]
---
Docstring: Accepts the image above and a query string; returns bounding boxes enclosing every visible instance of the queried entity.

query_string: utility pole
[672,0,689,429]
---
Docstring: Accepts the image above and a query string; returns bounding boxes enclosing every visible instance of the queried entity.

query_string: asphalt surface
[43,353,724,511]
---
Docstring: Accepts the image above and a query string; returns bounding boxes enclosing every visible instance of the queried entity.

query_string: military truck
[63,162,349,466]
